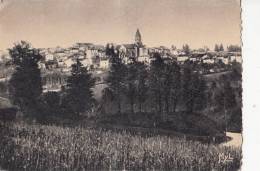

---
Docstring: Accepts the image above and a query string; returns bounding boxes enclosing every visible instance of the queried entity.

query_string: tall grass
[0,123,241,171]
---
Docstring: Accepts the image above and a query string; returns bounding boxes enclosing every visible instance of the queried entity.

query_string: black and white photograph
[0,0,242,170]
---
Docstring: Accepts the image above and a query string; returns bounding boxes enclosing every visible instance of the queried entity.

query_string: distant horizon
[0,0,241,51]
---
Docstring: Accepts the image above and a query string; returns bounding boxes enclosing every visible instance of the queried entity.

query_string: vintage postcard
[0,0,242,170]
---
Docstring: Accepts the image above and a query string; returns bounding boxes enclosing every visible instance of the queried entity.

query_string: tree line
[214,44,241,52]
[7,41,240,124]
[101,45,207,119]
[176,43,241,54]
[8,41,95,123]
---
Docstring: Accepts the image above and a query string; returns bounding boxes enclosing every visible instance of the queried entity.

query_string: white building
[218,56,229,64]
[45,53,54,61]
[86,48,105,59]
[203,58,215,64]
[230,55,242,63]
[138,55,151,64]
[100,58,110,70]
[177,55,189,63]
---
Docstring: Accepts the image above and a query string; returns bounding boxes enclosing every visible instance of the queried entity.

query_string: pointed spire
[136,29,141,38]
[135,28,142,46]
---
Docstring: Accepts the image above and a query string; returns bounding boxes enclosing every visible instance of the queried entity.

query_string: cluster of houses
[0,29,242,92]
[176,51,242,65]
[36,29,242,75]
[37,29,151,72]
[38,43,109,72]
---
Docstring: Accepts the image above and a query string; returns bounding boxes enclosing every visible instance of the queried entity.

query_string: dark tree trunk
[165,95,169,114]
[118,100,121,114]
[172,98,177,113]
[157,94,161,113]
[130,99,134,114]
[139,103,142,113]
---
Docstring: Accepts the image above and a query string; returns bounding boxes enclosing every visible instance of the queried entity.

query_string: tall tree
[105,53,127,114]
[182,63,193,113]
[125,62,138,113]
[219,44,224,51]
[193,76,207,111]
[182,44,191,55]
[135,62,148,113]
[214,44,219,52]
[166,62,181,113]
[124,61,149,113]
[182,62,206,113]
[149,53,165,114]
[105,43,116,57]
[215,80,237,132]
[62,59,96,119]
[227,45,241,52]
[215,81,237,110]
[207,81,217,109]
[41,91,61,122]
[8,41,42,120]
[100,87,114,115]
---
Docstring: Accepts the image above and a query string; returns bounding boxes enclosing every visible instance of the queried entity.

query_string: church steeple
[135,29,142,46]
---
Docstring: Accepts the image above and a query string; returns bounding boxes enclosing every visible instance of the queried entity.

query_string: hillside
[97,112,225,139]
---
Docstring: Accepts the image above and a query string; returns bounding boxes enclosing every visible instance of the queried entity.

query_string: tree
[161,61,181,114]
[227,45,241,52]
[62,59,96,119]
[215,80,237,132]
[8,41,42,120]
[125,62,138,113]
[105,53,127,114]
[207,81,217,109]
[41,91,61,122]
[214,44,219,52]
[168,62,181,113]
[182,62,206,113]
[135,62,148,112]
[149,53,165,114]
[215,81,236,110]
[182,64,194,113]
[182,44,191,55]
[124,61,149,113]
[223,82,237,109]
[230,62,242,81]
[193,76,207,111]
[219,44,224,51]
[100,87,114,115]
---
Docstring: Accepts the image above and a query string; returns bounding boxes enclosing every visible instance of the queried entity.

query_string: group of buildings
[0,29,242,92]
[38,29,150,72]
[36,29,241,74]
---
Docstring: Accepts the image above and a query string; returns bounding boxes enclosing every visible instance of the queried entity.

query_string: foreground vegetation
[0,123,241,171]
[0,42,242,171]
[5,41,242,132]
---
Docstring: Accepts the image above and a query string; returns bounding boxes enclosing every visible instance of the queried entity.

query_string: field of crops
[0,123,241,171]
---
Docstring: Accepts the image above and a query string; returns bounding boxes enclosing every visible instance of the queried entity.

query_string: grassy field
[0,122,241,171]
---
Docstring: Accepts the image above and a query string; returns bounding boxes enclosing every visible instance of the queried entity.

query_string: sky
[0,0,241,50]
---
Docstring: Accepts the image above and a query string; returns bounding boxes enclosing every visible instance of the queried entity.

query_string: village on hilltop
[35,29,241,71]
[0,29,241,92]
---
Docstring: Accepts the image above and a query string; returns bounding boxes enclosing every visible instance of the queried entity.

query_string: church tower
[135,29,142,46]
